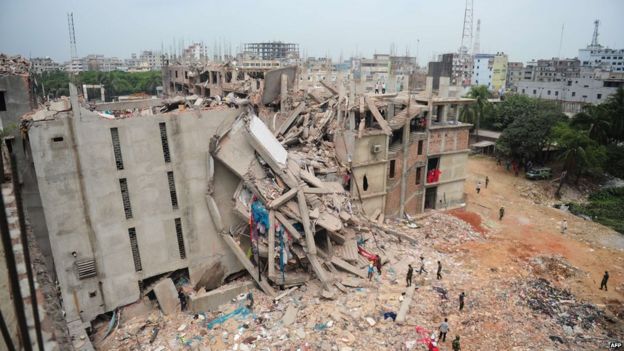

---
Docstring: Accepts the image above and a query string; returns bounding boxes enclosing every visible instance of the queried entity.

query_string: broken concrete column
[189,280,255,313]
[396,284,416,324]
[206,195,224,233]
[280,73,288,113]
[439,77,450,98]
[425,77,433,96]
[153,278,180,315]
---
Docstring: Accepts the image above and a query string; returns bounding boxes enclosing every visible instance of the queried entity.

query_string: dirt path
[459,155,624,314]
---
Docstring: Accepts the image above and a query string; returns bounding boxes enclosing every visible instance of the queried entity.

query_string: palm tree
[464,85,491,141]
[604,86,624,142]
[571,105,610,144]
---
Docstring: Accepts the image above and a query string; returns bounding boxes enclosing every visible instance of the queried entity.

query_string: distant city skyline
[1,0,623,65]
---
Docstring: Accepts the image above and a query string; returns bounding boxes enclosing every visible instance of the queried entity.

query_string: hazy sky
[1,0,623,65]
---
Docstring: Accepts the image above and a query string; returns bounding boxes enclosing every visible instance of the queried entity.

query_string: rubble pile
[0,53,30,75]
[519,278,620,344]
[529,255,585,281]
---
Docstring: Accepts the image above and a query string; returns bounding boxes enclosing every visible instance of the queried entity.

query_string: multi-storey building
[506,62,524,90]
[31,57,62,74]
[534,58,580,82]
[471,52,508,91]
[243,42,299,60]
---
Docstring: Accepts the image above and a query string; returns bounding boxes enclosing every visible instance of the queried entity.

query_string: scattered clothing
[600,271,609,291]
[383,311,397,321]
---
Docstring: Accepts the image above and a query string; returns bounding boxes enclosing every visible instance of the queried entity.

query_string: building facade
[243,42,299,60]
[471,53,508,91]
[579,47,624,72]
[506,62,524,90]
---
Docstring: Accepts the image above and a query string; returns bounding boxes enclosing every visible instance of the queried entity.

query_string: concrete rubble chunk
[282,304,298,326]
[189,280,255,313]
[153,278,180,315]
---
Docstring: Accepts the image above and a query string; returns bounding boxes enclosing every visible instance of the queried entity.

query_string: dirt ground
[95,155,624,351]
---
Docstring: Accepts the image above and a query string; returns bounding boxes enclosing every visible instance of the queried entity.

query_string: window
[175,71,178,78]
[175,218,186,259]
[159,122,171,163]
[415,167,422,185]
[0,91,6,111]
[363,175,369,191]
[547,90,551,95]
[119,178,133,219]
[184,71,188,79]
[555,91,559,96]
[128,228,142,272]
[533,90,537,95]
[110,128,124,170]
[52,137,64,142]
[572,92,576,97]
[597,93,602,99]
[417,140,423,155]
[388,160,396,179]
[167,171,179,209]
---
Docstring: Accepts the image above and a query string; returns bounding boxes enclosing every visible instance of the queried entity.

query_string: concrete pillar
[441,105,448,124]
[280,73,288,113]
[388,74,397,93]
[439,77,450,98]
[455,104,461,123]
[100,87,105,102]
[425,77,433,96]
[82,85,88,100]
[387,103,395,118]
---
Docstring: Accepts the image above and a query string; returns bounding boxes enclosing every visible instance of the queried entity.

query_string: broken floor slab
[189,280,255,313]
[153,278,180,315]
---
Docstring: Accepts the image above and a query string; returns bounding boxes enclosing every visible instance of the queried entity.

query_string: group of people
[405,258,464,350]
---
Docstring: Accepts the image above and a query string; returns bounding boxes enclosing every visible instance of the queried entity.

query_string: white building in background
[471,53,508,91]
[31,57,63,73]
[578,47,624,72]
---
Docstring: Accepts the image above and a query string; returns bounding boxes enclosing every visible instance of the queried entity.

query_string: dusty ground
[95,155,624,351]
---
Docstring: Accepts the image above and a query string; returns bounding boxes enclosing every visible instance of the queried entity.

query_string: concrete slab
[153,278,180,315]
[189,280,255,313]
[282,304,298,326]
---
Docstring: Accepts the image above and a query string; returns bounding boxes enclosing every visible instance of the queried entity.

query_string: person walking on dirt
[600,271,609,291]
[452,336,461,351]
[560,219,568,234]
[499,206,505,221]
[438,318,449,342]
[485,176,489,188]
[437,261,442,280]
[406,264,413,287]
[419,256,428,275]
[459,292,465,311]
[476,181,481,194]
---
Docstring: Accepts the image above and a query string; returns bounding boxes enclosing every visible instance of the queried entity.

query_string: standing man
[367,262,375,281]
[246,291,254,311]
[437,261,442,280]
[375,255,382,275]
[452,336,461,351]
[374,82,380,94]
[560,219,568,234]
[600,271,609,291]
[476,181,481,194]
[178,287,188,311]
[419,256,428,275]
[382,82,386,94]
[406,264,413,287]
[485,176,489,188]
[438,318,449,342]
[459,292,465,311]
[499,206,505,221]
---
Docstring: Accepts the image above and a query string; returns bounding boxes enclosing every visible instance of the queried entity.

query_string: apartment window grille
[175,218,186,259]
[159,122,171,163]
[119,178,133,219]
[128,228,142,272]
[167,171,179,209]
[110,128,124,170]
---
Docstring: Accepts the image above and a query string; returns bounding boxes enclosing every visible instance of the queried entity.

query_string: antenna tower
[67,12,78,60]
[458,0,474,86]
[473,19,481,54]
[590,19,600,48]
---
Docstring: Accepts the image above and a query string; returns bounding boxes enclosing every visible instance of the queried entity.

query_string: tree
[553,122,607,183]
[571,105,611,144]
[463,85,491,140]
[496,109,566,162]
[603,86,624,143]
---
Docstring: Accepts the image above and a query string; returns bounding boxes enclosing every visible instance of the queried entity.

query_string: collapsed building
[18,62,474,339]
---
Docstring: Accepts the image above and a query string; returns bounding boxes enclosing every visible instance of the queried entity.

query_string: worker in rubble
[178,287,188,311]
[560,219,568,234]
[367,262,375,281]
[375,254,383,275]
[419,256,428,275]
[246,291,254,311]
[600,271,609,291]
[375,82,380,94]
[459,292,465,311]
[452,336,461,351]
[406,264,413,287]
[485,176,489,188]
[437,261,442,280]
[382,82,387,94]
[438,318,449,342]
[476,181,481,194]
[499,206,505,221]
